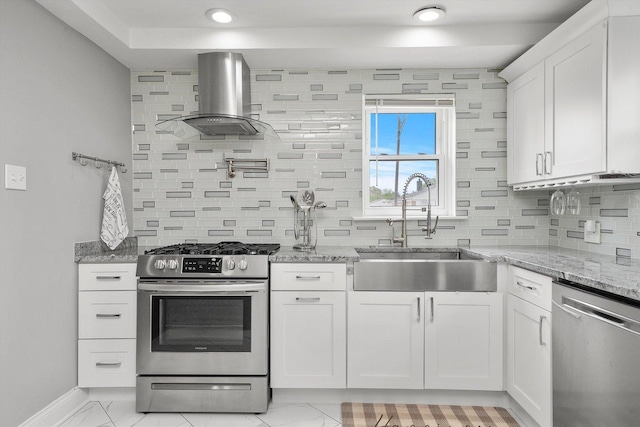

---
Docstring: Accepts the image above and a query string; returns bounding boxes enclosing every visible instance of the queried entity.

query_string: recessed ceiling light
[413,7,446,22]
[206,8,236,24]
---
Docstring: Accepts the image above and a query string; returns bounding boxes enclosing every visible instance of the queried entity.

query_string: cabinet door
[507,62,545,185]
[545,21,607,179]
[506,294,552,427]
[424,292,503,390]
[347,292,424,389]
[271,291,346,388]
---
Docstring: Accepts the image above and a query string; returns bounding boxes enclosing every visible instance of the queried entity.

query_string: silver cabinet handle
[536,153,543,176]
[539,315,547,346]
[96,275,121,280]
[430,297,434,322]
[516,280,537,292]
[417,297,421,323]
[544,151,552,175]
[295,275,321,280]
[96,313,122,318]
[96,361,122,367]
[295,297,321,303]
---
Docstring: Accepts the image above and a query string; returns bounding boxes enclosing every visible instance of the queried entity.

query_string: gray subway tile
[321,171,347,178]
[170,211,195,217]
[600,209,628,217]
[482,229,508,236]
[481,151,506,158]
[256,74,282,81]
[522,209,549,216]
[138,75,164,82]
[204,191,230,198]
[324,230,351,236]
[481,190,508,197]
[616,248,632,258]
[162,153,188,160]
[166,191,191,198]
[567,231,584,239]
[224,220,236,226]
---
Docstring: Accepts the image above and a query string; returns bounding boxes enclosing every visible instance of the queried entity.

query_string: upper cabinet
[544,22,607,180]
[503,11,640,189]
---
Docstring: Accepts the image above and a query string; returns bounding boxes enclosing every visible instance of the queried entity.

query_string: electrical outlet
[584,221,601,244]
[4,164,27,191]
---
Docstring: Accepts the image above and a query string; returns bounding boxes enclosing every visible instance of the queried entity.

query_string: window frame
[362,94,456,219]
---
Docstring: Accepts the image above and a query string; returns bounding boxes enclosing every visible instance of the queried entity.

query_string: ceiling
[35,0,591,71]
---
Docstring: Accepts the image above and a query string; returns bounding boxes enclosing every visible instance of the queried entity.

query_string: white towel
[101,167,129,250]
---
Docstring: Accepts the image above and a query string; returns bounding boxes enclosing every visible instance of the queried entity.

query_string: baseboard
[272,388,510,407]
[18,387,89,427]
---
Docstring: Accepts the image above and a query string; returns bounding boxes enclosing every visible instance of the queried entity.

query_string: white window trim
[361,94,457,219]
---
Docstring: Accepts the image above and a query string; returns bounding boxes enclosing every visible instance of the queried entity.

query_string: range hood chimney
[156,52,278,139]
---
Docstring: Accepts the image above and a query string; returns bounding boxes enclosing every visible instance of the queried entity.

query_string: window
[362,94,456,218]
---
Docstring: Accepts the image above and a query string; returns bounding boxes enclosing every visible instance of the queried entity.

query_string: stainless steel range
[135,242,279,413]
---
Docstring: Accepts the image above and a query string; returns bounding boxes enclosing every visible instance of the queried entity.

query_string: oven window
[151,296,251,352]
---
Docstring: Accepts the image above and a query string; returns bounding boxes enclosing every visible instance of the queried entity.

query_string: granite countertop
[74,239,639,302]
[270,246,359,262]
[461,246,640,302]
[74,237,138,263]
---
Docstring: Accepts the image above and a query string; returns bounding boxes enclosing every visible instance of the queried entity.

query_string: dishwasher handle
[555,295,640,336]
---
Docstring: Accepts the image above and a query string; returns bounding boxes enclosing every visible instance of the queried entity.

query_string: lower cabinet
[77,263,137,388]
[347,292,424,389]
[270,291,346,388]
[347,291,503,390]
[270,262,347,388]
[425,292,503,390]
[506,293,552,427]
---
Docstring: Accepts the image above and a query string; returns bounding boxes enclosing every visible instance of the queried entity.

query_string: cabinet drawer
[79,291,136,339]
[508,266,552,311]
[78,339,136,387]
[271,263,346,290]
[79,263,137,291]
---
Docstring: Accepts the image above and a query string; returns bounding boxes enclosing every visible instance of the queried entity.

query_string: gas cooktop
[143,241,281,256]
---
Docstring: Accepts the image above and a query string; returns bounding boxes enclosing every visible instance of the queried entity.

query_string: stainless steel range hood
[156,52,277,139]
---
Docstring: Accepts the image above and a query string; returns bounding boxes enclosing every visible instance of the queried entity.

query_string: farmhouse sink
[354,249,496,292]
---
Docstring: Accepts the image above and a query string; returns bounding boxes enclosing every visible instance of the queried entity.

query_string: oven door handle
[137,282,266,293]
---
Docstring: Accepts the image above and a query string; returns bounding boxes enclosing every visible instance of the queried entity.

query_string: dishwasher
[552,280,640,427]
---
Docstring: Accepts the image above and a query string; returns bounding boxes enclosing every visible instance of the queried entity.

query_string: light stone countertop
[461,246,640,303]
[74,237,138,263]
[74,239,640,302]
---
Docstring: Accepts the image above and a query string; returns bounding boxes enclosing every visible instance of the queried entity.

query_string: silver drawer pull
[296,297,321,302]
[151,383,251,391]
[539,315,547,346]
[96,275,122,280]
[96,313,122,318]
[96,361,122,367]
[516,280,537,291]
[295,275,321,280]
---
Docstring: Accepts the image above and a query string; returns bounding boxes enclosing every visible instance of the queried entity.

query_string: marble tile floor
[57,401,343,427]
[57,400,531,427]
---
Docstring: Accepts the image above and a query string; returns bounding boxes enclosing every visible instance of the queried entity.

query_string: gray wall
[0,1,132,425]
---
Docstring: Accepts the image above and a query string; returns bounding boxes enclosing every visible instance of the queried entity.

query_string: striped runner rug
[341,403,521,427]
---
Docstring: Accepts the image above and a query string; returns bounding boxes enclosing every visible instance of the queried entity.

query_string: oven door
[137,280,267,376]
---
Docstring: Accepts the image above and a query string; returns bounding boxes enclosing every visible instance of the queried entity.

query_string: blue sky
[370,113,437,193]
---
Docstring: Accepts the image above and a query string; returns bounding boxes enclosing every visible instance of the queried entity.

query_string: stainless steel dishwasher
[552,280,640,427]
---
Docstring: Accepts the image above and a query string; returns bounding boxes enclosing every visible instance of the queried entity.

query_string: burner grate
[144,242,280,256]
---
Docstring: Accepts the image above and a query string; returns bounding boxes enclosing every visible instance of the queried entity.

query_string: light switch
[4,164,27,191]
[584,221,601,244]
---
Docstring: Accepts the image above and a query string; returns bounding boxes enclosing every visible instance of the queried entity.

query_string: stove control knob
[226,259,236,270]
[167,259,179,270]
[238,258,248,271]
[154,259,166,270]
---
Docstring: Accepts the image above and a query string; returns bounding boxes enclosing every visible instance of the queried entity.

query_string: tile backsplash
[130,67,638,257]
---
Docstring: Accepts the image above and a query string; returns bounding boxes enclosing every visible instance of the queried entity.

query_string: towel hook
[78,157,88,166]
[119,164,127,173]
[95,159,103,169]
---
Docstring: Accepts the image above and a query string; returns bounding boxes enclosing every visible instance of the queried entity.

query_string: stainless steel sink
[354,249,496,292]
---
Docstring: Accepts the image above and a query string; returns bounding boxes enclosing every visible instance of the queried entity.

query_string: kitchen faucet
[387,172,438,247]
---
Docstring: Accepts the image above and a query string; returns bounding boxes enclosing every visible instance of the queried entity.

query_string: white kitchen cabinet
[506,266,552,427]
[78,263,137,388]
[424,292,503,391]
[270,263,347,388]
[270,291,346,388]
[544,21,606,180]
[507,62,545,185]
[504,16,640,189]
[347,291,424,389]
